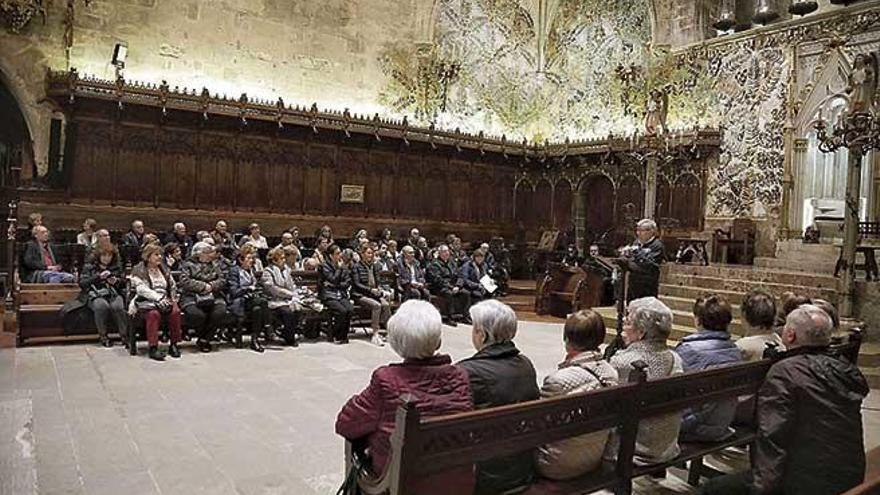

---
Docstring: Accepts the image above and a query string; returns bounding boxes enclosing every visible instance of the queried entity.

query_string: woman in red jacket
[335,299,475,494]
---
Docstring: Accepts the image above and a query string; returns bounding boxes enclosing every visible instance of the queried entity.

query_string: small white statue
[847,53,878,113]
[645,88,668,136]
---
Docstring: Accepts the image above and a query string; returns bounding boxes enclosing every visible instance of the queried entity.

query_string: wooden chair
[712,218,755,265]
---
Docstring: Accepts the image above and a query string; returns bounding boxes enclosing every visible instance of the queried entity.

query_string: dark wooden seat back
[352,359,777,495]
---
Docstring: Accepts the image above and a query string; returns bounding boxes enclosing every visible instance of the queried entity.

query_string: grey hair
[387,300,442,359]
[636,218,657,232]
[401,245,415,254]
[438,244,450,253]
[191,242,214,256]
[173,222,185,230]
[785,304,832,347]
[470,300,518,345]
[627,296,672,342]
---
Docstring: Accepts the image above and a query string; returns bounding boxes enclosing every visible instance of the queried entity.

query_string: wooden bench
[535,262,608,317]
[345,331,863,495]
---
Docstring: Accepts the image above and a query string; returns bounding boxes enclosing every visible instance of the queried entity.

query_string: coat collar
[681,329,732,342]
[559,350,603,370]
[467,341,520,361]
[398,354,453,367]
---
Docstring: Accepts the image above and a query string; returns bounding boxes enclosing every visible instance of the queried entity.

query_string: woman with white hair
[335,300,474,494]
[458,299,539,494]
[606,296,683,466]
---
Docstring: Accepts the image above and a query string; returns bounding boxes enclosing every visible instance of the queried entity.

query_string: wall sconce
[712,0,736,31]
[111,42,127,79]
[789,0,819,16]
[752,0,780,25]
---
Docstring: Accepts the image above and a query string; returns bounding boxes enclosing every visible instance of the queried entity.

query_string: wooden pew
[345,331,864,495]
[535,262,608,317]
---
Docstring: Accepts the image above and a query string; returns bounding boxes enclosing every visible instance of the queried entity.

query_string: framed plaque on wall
[340,184,365,203]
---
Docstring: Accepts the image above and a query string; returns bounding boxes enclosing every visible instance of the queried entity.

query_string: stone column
[644,155,658,219]
[839,147,864,318]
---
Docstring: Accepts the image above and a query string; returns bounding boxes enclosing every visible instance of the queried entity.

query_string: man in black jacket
[398,245,430,301]
[700,304,868,495]
[319,244,354,344]
[619,218,665,301]
[458,300,539,495]
[21,226,76,284]
[165,222,194,257]
[426,245,471,326]
[122,220,146,250]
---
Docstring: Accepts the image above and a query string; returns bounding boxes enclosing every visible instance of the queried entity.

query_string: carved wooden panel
[616,175,644,230]
[656,176,674,229]
[515,181,534,227]
[580,174,615,237]
[553,180,573,230]
[671,173,703,230]
[115,126,155,206]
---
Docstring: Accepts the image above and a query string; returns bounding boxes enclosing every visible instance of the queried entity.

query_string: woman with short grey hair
[458,300,539,494]
[336,300,474,494]
[606,296,682,467]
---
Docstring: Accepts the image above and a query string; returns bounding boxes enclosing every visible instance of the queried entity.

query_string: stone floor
[2,320,879,495]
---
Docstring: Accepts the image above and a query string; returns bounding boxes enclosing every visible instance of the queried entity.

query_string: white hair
[191,241,214,256]
[470,300,518,345]
[387,300,442,359]
[627,296,672,342]
[636,218,657,232]
[785,304,832,348]
[173,222,185,230]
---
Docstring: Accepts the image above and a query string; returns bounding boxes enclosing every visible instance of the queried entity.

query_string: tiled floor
[2,320,878,495]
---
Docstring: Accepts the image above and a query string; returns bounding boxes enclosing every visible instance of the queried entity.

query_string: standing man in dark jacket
[458,300,540,495]
[619,218,665,301]
[427,245,471,326]
[700,304,868,495]
[319,244,354,344]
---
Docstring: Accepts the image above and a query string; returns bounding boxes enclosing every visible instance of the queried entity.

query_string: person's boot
[167,343,181,359]
[148,345,166,361]
[100,335,112,348]
[250,330,265,353]
[196,339,212,353]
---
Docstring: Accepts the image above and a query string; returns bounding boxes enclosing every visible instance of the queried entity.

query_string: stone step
[660,294,743,319]
[753,257,837,275]
[664,264,838,289]
[774,239,840,257]
[659,283,750,304]
[662,273,839,303]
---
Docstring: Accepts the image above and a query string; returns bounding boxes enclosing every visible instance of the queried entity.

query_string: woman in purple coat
[335,300,475,495]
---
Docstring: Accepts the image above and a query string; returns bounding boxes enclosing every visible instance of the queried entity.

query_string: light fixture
[712,0,736,31]
[752,0,780,25]
[789,0,819,16]
[111,42,127,78]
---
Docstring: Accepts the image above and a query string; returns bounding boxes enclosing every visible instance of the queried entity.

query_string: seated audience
[195,230,211,242]
[416,237,429,266]
[74,241,127,347]
[427,245,471,326]
[165,222,193,256]
[163,242,183,271]
[22,225,76,283]
[813,298,840,330]
[283,245,302,271]
[179,242,229,353]
[228,249,272,353]
[349,228,368,250]
[76,218,98,247]
[374,243,393,271]
[351,245,391,346]
[561,244,584,267]
[262,247,301,346]
[210,220,235,250]
[319,244,353,344]
[406,227,420,248]
[239,242,264,272]
[316,224,334,246]
[606,296,682,466]
[700,305,868,495]
[386,239,399,262]
[536,310,618,480]
[288,226,305,249]
[122,220,146,249]
[335,300,474,495]
[129,243,182,361]
[398,245,430,301]
[458,300,539,494]
[240,223,268,249]
[737,290,782,362]
[27,212,43,229]
[312,237,329,265]
[775,292,811,330]
[675,294,742,442]
[459,248,491,302]
[276,231,295,251]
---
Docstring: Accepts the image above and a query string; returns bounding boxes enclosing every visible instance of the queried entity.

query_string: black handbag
[336,448,369,495]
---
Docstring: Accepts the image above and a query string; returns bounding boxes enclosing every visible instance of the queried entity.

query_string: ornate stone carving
[0,0,46,33]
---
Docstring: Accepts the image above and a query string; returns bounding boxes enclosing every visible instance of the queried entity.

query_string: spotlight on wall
[752,0,780,25]
[789,0,819,16]
[111,42,128,78]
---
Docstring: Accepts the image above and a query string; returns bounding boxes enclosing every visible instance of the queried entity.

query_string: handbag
[87,285,116,302]
[335,447,370,495]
